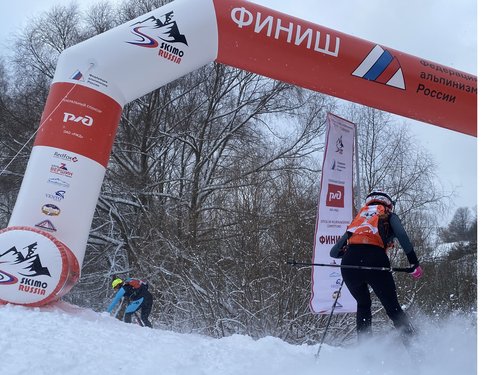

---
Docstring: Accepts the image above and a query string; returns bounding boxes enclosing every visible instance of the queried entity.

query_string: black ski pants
[341,244,414,340]
[123,291,154,328]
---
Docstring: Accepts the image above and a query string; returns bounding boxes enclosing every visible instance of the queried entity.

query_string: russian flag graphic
[352,45,406,89]
[70,70,84,81]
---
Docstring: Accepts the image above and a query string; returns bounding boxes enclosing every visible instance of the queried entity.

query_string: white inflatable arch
[0,0,476,306]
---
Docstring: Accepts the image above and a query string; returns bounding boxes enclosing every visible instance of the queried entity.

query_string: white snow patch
[0,301,476,375]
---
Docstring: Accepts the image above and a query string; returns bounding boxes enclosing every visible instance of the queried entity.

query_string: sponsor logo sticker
[41,204,61,216]
[53,151,78,163]
[326,184,344,208]
[35,220,57,232]
[50,163,73,178]
[127,11,188,65]
[47,178,70,188]
[45,190,66,202]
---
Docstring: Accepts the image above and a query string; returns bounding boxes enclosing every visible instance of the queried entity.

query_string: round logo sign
[0,226,79,306]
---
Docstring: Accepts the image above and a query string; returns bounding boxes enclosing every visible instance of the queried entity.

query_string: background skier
[107,276,154,328]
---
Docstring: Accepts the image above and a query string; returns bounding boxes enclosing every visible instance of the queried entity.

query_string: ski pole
[315,280,344,360]
[287,259,413,273]
[133,312,145,327]
[113,298,123,318]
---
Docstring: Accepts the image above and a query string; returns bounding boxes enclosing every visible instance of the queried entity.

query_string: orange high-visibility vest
[347,204,389,249]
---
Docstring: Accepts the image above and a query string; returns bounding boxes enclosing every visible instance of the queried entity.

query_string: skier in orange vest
[330,190,423,342]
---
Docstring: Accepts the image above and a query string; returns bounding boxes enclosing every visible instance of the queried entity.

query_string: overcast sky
[0,0,478,224]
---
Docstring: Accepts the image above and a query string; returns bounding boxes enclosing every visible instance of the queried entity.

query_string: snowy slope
[0,302,476,375]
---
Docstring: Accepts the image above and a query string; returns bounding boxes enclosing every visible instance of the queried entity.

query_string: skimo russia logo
[0,242,52,295]
[127,11,188,65]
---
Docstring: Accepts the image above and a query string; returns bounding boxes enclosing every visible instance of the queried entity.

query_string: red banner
[213,0,476,136]
[34,83,122,167]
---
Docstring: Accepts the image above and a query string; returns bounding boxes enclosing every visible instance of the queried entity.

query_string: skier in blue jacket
[107,277,154,328]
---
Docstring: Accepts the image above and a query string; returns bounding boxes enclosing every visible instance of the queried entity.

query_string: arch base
[0,226,80,307]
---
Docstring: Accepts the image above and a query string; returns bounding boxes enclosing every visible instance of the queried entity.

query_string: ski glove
[410,265,423,279]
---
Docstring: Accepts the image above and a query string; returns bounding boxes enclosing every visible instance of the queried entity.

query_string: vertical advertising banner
[310,113,357,314]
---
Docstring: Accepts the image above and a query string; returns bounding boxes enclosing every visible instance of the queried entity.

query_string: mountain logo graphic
[352,45,406,90]
[0,242,52,285]
[127,11,188,48]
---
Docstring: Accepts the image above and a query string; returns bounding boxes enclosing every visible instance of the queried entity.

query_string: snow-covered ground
[0,301,476,375]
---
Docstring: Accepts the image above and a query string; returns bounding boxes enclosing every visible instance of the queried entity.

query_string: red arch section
[213,0,476,137]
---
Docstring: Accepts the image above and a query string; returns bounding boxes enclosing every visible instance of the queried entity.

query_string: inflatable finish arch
[0,0,476,306]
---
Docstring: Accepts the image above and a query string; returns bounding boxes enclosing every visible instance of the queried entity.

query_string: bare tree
[117,0,171,23]
[83,1,119,36]
[438,207,476,242]
[12,3,84,81]
[343,104,450,216]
